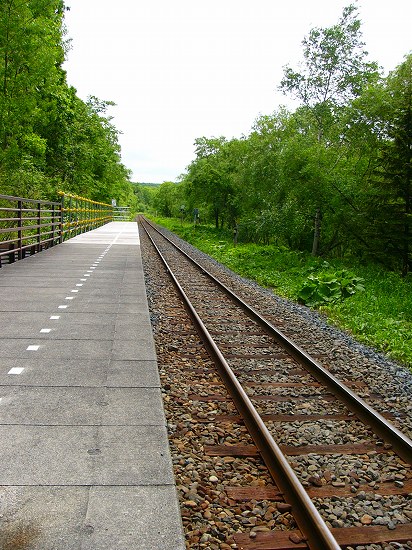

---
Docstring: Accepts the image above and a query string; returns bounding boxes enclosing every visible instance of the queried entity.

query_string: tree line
[0,0,134,205]
[152,5,411,276]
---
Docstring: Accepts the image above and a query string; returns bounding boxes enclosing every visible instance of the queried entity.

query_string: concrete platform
[0,222,185,550]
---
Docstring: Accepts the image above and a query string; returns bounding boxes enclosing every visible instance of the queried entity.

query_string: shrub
[298,270,365,307]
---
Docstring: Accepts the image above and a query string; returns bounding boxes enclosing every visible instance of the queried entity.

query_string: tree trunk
[312,207,322,256]
[402,176,411,277]
[402,223,409,277]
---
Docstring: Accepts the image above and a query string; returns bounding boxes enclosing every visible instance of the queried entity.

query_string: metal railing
[0,193,129,267]
[113,206,131,221]
[0,194,62,267]
[59,192,113,239]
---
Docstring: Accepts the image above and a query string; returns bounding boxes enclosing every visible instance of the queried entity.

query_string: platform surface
[0,222,185,549]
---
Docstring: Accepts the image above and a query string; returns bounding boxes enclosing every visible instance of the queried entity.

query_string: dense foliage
[0,0,134,205]
[132,182,159,213]
[152,4,411,276]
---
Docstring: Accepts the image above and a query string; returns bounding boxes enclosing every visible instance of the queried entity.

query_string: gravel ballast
[140,220,412,550]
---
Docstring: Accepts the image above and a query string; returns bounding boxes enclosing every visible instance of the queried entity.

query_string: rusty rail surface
[0,193,116,267]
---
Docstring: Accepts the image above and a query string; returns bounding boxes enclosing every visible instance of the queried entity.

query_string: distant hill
[132,182,161,188]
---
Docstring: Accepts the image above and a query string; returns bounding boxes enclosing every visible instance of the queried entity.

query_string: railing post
[37,202,41,252]
[60,193,64,243]
[68,195,72,239]
[76,196,80,235]
[17,200,23,260]
[51,204,56,247]
[9,242,15,264]
[75,196,78,235]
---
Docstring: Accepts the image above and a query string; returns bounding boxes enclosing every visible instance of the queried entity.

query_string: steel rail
[141,218,342,550]
[141,217,412,466]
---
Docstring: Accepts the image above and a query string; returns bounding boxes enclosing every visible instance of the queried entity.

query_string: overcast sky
[63,0,411,183]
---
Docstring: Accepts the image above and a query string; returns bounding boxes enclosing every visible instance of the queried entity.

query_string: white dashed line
[8,367,24,375]
[40,329,51,333]
[76,284,83,287]
[26,345,40,351]
[50,315,60,320]
[65,296,74,300]
[71,290,79,293]
[58,305,68,309]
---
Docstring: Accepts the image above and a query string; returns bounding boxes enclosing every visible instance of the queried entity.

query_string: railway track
[139,216,412,550]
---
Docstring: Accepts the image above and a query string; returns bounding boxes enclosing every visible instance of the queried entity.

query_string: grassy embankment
[149,216,412,368]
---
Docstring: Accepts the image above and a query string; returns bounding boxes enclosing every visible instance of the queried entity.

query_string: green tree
[280,4,378,111]
[280,3,379,255]
[230,110,300,245]
[0,0,67,196]
[153,181,184,217]
[0,0,133,207]
[132,183,157,213]
[185,137,236,229]
[365,55,412,275]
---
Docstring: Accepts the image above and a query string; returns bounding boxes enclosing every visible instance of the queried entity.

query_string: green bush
[298,270,365,307]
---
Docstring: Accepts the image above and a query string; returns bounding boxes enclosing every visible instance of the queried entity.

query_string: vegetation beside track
[149,216,412,369]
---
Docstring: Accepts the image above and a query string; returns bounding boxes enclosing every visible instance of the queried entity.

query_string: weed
[298,270,365,307]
